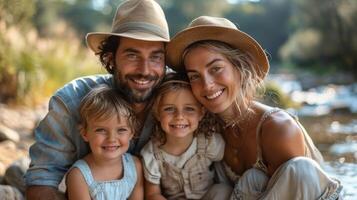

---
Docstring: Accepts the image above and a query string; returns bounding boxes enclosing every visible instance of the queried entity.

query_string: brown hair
[97,36,120,74]
[79,85,138,136]
[183,40,265,123]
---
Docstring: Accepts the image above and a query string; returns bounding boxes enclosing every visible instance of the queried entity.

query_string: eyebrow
[123,48,165,55]
[152,49,165,54]
[206,58,222,67]
[186,58,223,73]
[162,103,199,106]
[123,48,140,54]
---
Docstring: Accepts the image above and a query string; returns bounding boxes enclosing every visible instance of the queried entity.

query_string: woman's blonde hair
[79,85,139,136]
[182,40,265,124]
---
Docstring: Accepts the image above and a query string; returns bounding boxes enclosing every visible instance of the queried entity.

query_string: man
[25,0,170,199]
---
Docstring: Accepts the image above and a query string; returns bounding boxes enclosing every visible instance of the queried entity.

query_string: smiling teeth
[103,146,119,150]
[171,125,187,128]
[133,79,150,85]
[206,90,223,99]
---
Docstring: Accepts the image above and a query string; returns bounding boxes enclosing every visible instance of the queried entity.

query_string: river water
[300,115,357,199]
[323,162,357,199]
[269,74,357,199]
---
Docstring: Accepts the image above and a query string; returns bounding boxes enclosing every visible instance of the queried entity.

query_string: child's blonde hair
[79,85,138,136]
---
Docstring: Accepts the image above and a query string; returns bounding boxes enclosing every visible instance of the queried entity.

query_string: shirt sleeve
[24,95,79,187]
[206,133,225,161]
[24,75,113,188]
[140,141,161,185]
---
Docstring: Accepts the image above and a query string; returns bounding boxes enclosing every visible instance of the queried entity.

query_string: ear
[108,53,114,65]
[105,53,115,72]
[78,124,89,142]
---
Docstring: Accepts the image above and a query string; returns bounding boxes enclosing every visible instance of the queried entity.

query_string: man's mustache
[127,74,159,81]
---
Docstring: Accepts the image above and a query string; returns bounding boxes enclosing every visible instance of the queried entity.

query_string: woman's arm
[144,180,166,200]
[128,156,144,200]
[66,168,91,200]
[260,111,305,176]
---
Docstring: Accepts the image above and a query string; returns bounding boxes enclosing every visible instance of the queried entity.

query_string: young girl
[66,85,143,200]
[140,73,231,200]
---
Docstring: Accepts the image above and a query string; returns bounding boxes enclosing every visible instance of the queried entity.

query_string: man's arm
[26,186,66,200]
[25,95,81,199]
[25,75,113,199]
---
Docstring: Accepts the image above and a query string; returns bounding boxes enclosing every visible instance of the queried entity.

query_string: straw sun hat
[166,16,269,78]
[86,0,170,54]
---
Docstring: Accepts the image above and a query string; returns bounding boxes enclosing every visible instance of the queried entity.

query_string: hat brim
[86,31,170,54]
[166,26,269,78]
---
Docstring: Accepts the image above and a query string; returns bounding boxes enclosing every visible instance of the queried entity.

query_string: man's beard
[113,70,162,104]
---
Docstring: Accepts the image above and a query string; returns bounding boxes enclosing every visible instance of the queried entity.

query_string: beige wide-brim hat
[86,0,170,54]
[166,16,269,78]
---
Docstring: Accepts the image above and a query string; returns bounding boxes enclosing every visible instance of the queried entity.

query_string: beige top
[140,132,225,199]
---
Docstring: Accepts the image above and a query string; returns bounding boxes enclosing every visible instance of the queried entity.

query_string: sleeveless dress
[70,153,137,200]
[222,108,342,200]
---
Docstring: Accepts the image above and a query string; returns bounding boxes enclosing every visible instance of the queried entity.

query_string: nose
[139,59,150,75]
[203,75,214,91]
[107,131,117,141]
[174,110,185,119]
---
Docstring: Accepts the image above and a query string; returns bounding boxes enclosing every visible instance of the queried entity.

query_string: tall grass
[0,20,103,105]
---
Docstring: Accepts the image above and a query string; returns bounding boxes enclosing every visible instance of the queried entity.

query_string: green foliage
[225,0,293,63]
[0,0,35,29]
[164,0,230,35]
[262,81,300,109]
[32,0,120,37]
[279,0,357,77]
[0,0,102,105]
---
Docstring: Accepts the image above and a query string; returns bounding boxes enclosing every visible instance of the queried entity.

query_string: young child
[140,73,231,200]
[66,85,143,200]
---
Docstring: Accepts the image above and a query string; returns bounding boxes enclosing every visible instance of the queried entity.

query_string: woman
[166,16,342,199]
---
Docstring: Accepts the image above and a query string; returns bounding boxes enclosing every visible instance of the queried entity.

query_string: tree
[225,0,293,64]
[164,0,230,36]
[280,0,357,77]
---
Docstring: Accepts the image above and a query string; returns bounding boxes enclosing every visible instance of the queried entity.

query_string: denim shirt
[24,74,154,188]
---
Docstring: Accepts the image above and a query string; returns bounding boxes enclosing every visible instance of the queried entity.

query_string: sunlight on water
[324,162,357,199]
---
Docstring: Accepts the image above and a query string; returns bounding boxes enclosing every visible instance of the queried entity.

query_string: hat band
[112,22,169,40]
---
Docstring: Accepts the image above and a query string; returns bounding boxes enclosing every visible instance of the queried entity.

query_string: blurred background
[0,0,356,198]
